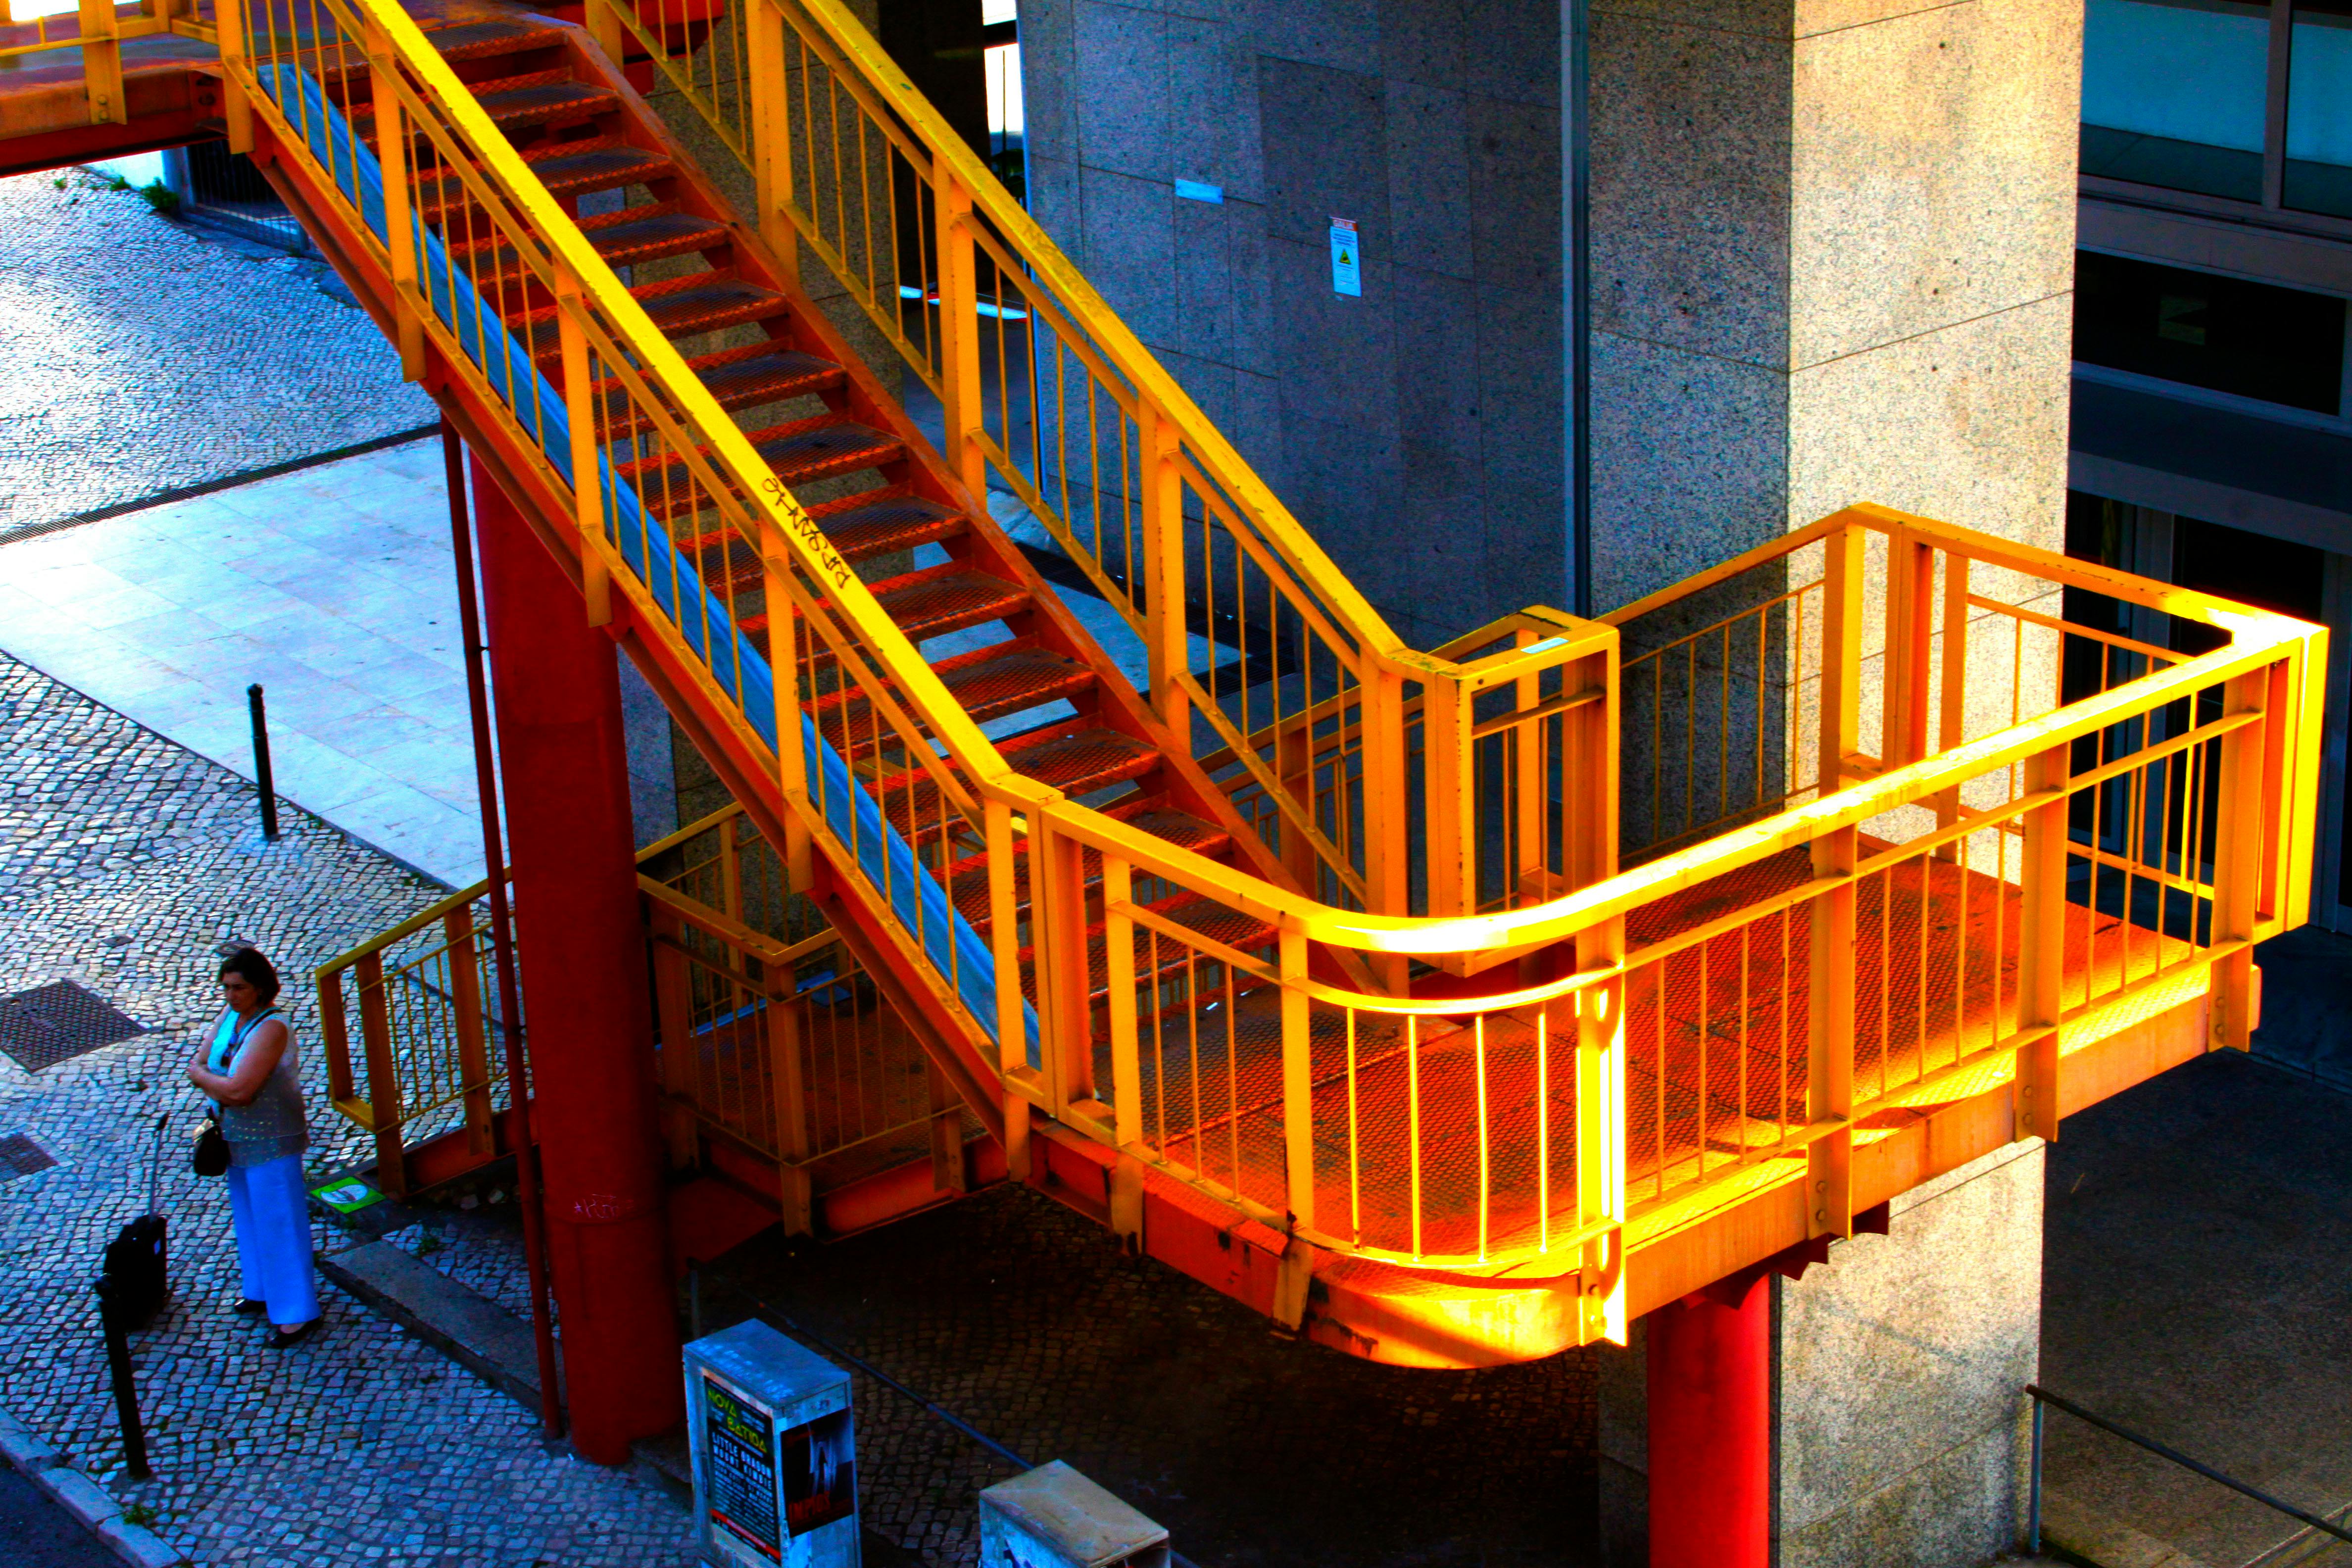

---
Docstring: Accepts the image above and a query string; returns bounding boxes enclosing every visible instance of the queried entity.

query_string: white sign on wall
[1329,218,1361,297]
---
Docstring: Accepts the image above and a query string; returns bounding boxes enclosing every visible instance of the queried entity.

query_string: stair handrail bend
[224,2,2325,1308]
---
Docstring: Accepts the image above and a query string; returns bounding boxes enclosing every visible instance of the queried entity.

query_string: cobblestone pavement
[710,1185,1601,1568]
[0,650,693,1567]
[0,169,435,538]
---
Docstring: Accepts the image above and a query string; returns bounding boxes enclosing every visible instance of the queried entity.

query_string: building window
[2084,0,2352,222]
[2075,249,2348,413]
[2288,0,2352,216]
[2082,0,2269,202]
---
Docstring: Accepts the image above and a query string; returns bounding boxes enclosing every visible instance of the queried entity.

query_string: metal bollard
[246,684,280,842]
[94,1274,152,1480]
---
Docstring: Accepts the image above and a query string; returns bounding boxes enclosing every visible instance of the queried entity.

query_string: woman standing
[186,947,322,1348]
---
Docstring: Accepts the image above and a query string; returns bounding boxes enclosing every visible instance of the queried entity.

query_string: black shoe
[233,1298,266,1316]
[266,1320,321,1350]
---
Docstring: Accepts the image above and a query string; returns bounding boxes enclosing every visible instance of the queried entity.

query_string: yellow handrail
[599,0,1615,919]
[231,0,2324,1317]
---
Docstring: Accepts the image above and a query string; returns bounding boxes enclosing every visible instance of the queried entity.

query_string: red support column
[470,456,682,1463]
[1647,1276,1771,1568]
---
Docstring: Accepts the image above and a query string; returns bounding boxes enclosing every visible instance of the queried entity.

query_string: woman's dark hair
[218,947,282,1005]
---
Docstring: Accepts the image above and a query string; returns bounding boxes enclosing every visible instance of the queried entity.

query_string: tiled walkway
[0,440,486,886]
[0,651,697,1568]
[0,168,434,538]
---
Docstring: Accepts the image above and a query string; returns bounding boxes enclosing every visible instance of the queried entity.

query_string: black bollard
[94,1275,152,1480]
[246,684,279,842]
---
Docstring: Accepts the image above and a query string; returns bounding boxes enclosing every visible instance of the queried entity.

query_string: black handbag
[192,1114,231,1177]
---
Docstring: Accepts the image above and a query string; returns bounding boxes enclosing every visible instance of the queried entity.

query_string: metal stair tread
[416,139,672,219]
[637,418,905,527]
[354,69,616,135]
[416,18,569,62]
[813,641,1095,753]
[865,565,1029,643]
[808,491,968,561]
[447,204,728,289]
[870,723,1159,841]
[519,275,789,363]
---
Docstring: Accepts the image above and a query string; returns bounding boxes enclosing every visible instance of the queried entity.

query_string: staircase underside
[0,5,2245,1369]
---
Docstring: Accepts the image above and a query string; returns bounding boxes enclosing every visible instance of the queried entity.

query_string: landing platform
[0,0,538,171]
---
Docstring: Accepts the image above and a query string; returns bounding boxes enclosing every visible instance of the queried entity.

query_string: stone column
[1585,0,2081,611]
[1600,1141,2045,1568]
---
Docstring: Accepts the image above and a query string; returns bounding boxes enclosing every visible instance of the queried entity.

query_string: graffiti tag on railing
[761,475,853,591]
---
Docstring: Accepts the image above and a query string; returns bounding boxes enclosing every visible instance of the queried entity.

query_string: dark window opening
[2075,250,2348,414]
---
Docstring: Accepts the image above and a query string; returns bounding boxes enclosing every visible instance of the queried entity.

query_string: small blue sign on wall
[686,1320,861,1568]
[1328,217,1361,297]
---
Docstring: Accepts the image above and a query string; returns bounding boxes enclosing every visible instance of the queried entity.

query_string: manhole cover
[0,981,145,1072]
[0,1132,57,1183]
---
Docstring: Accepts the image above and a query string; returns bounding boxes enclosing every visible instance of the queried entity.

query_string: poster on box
[781,1408,856,1537]
[702,1372,784,1566]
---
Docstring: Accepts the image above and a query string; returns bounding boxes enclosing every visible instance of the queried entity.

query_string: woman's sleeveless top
[208,1007,310,1168]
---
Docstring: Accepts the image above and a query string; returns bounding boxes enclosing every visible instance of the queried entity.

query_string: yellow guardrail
[595,0,1611,926]
[0,0,218,124]
[232,0,2323,1347]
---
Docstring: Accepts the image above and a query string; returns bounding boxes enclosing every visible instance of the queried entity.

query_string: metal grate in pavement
[0,981,145,1072]
[0,1132,57,1183]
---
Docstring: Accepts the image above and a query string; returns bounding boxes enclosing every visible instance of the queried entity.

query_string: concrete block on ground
[0,1421,63,1473]
[93,1513,193,1568]
[36,1464,123,1528]
[321,1240,547,1411]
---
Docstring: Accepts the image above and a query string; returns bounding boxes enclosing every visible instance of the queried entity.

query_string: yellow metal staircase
[126,0,2332,1367]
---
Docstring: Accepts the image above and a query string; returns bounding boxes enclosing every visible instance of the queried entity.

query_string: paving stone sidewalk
[0,168,434,539]
[0,650,695,1567]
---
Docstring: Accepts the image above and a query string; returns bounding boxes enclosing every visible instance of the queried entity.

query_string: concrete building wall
[1587,0,2084,612]
[1016,0,1568,647]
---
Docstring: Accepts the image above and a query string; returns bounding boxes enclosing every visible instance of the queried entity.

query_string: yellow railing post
[1933,549,1970,858]
[2015,741,2070,1141]
[1102,855,1143,1244]
[365,25,425,381]
[444,910,495,1156]
[1817,521,1866,795]
[1359,664,1412,982]
[928,1060,970,1195]
[984,792,1032,1177]
[1423,672,1475,918]
[554,266,613,627]
[758,525,815,892]
[1137,402,1190,751]
[768,976,816,1235]
[743,0,796,273]
[1511,635,1547,904]
[583,0,626,67]
[354,952,408,1196]
[931,165,986,501]
[1575,916,1626,1344]
[649,907,701,1169]
[1806,826,1856,1238]
[1882,527,1935,770]
[318,968,356,1109]
[1030,814,1093,1116]
[2208,670,2270,1051]
[215,0,254,150]
[77,0,126,124]
[1278,921,1315,1237]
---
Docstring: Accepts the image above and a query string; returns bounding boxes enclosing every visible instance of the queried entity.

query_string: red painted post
[1647,1276,1771,1568]
[471,456,682,1463]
